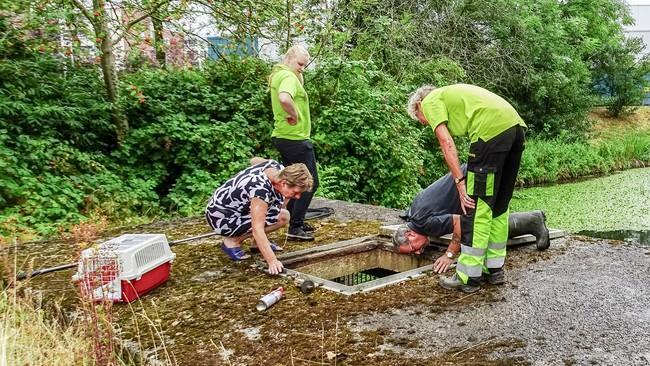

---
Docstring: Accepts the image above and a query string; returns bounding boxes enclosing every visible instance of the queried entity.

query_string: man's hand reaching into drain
[267,258,284,275]
[433,255,454,274]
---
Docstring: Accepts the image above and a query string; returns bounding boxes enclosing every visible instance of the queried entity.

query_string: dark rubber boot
[508,210,550,251]
[483,269,506,285]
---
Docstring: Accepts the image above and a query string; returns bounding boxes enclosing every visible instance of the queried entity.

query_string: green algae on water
[510,167,650,232]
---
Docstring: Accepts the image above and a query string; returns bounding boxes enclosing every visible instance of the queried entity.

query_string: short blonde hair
[283,45,310,64]
[278,163,313,192]
[406,85,436,120]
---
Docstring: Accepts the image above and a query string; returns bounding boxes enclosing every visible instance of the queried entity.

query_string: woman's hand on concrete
[267,258,285,275]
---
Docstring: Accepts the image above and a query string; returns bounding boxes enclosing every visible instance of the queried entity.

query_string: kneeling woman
[205,158,313,275]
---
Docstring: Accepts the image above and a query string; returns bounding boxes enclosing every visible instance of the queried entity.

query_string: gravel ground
[312,197,650,365]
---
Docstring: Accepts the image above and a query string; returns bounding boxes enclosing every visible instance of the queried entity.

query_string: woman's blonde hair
[406,85,436,120]
[278,163,313,192]
[249,156,268,166]
[282,45,310,64]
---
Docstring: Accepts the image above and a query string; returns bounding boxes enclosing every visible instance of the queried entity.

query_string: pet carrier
[72,234,176,302]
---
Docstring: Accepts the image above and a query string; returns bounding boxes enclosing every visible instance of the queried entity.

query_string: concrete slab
[277,236,434,295]
[379,224,567,247]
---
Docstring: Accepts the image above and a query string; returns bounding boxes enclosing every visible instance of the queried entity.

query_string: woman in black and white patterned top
[206,158,313,275]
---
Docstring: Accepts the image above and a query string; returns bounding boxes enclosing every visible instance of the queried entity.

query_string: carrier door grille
[134,243,166,269]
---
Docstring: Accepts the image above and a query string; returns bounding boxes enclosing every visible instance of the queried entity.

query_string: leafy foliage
[308,60,426,206]
[117,58,277,215]
[321,0,646,138]
[593,38,650,117]
[2,0,650,238]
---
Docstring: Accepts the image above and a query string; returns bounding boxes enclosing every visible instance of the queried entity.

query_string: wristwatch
[445,251,455,259]
[454,176,466,185]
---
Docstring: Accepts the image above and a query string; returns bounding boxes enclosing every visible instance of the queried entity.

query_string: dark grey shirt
[404,165,467,237]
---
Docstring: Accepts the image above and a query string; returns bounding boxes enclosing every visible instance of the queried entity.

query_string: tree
[319,0,643,137]
[596,38,650,117]
[63,0,170,142]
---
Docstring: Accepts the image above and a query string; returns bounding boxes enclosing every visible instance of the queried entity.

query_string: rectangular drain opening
[331,267,398,286]
[277,237,436,295]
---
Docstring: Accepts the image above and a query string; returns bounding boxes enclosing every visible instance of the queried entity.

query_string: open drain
[276,236,435,295]
[331,268,397,286]
[273,226,567,295]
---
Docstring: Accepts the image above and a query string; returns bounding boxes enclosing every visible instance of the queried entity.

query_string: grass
[518,107,650,186]
[0,218,178,366]
[0,288,94,365]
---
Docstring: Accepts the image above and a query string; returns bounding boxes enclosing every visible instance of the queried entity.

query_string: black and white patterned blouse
[205,160,285,236]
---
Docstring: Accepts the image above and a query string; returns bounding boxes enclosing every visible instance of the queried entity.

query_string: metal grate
[331,267,398,286]
[78,255,120,301]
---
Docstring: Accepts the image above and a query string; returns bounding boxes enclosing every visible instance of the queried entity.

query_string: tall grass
[0,289,94,365]
[518,130,650,185]
[0,217,176,366]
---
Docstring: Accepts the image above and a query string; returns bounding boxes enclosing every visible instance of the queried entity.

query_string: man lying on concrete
[392,164,549,275]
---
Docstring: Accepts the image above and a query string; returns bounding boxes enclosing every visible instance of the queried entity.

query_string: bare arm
[434,123,475,213]
[449,214,461,254]
[434,123,464,186]
[278,92,298,125]
[250,197,283,275]
[433,214,462,274]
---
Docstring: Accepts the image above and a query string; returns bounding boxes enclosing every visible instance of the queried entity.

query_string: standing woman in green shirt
[268,45,318,241]
[407,84,527,293]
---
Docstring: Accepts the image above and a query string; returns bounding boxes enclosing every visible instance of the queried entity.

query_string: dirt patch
[588,106,650,141]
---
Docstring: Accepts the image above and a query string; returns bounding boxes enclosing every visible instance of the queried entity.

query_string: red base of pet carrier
[120,261,172,303]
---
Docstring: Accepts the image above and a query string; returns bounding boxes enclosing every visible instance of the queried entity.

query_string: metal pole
[168,231,220,246]
[14,231,221,281]
[16,262,78,281]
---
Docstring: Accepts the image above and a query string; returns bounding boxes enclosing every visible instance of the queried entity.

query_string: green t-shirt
[269,64,311,140]
[421,84,526,143]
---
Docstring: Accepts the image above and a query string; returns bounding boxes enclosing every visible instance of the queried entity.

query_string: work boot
[287,227,315,241]
[508,210,550,251]
[439,274,480,293]
[483,269,506,285]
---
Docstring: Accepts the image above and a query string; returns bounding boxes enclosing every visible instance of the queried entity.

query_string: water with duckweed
[510,167,650,244]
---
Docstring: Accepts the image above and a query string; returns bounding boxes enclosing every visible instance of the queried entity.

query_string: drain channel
[331,268,398,286]
[277,236,435,295]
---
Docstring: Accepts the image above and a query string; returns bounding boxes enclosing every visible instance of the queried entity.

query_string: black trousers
[272,138,319,229]
[460,125,526,249]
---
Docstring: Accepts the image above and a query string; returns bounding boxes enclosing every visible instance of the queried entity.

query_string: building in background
[624,1,650,104]
[625,1,650,58]
[117,9,199,68]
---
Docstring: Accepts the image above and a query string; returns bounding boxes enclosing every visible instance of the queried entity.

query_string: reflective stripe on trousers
[456,203,509,284]
[486,210,508,269]
[457,198,491,284]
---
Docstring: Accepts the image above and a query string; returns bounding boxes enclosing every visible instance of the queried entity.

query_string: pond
[509,167,650,244]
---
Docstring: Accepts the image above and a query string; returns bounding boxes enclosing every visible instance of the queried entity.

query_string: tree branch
[70,0,96,30]
[114,0,169,43]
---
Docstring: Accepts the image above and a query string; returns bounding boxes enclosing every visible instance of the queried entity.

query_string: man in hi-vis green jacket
[407,84,526,293]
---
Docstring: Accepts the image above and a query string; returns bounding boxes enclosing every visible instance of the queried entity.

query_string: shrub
[117,58,277,214]
[308,60,427,207]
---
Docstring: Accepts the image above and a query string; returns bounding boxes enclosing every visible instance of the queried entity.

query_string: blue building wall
[207,36,259,59]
